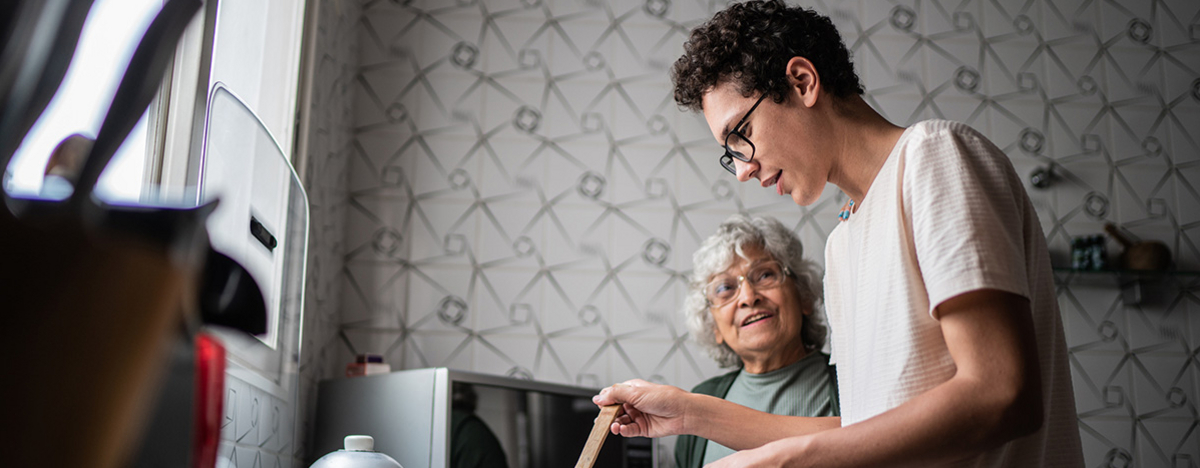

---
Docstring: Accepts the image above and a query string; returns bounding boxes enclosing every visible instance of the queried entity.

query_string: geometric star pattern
[291,0,1200,466]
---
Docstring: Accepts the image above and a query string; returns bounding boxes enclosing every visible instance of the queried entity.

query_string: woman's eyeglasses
[704,260,792,307]
[719,93,769,175]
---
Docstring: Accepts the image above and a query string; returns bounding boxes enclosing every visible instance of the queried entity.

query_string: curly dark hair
[671,0,863,112]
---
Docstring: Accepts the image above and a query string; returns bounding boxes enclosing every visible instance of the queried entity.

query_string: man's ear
[786,56,820,108]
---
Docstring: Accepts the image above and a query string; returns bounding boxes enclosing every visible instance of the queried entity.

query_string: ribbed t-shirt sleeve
[902,123,1031,318]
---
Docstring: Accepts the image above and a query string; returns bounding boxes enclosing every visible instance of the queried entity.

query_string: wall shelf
[1052,268,1200,305]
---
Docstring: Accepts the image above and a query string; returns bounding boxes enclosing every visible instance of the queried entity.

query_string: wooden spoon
[574,404,625,468]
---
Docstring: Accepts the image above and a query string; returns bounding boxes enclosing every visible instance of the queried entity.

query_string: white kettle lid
[310,435,403,468]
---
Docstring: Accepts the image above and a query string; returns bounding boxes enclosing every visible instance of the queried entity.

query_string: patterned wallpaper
[295,0,361,464]
[296,0,1200,466]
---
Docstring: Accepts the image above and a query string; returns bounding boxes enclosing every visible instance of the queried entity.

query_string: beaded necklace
[837,199,856,221]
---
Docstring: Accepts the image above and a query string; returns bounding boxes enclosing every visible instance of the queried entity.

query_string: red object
[193,333,226,468]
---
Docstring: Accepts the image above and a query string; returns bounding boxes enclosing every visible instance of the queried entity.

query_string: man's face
[701,82,828,206]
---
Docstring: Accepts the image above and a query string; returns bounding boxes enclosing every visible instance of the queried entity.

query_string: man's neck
[824,96,906,208]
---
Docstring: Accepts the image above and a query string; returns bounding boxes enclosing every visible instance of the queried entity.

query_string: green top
[451,410,509,468]
[675,352,839,468]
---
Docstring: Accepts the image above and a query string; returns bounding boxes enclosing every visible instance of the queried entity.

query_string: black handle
[0,0,95,193]
[68,0,202,209]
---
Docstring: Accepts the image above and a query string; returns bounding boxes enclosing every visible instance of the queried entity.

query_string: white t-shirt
[823,120,1083,467]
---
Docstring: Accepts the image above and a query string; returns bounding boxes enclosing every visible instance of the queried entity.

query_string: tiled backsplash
[292,0,1200,466]
[219,373,297,467]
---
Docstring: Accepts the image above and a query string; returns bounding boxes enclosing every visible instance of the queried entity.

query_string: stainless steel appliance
[313,368,655,468]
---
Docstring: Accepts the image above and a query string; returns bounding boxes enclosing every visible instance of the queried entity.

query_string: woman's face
[708,244,809,370]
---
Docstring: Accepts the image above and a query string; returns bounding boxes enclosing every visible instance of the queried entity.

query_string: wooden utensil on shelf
[575,404,626,468]
[1104,223,1171,271]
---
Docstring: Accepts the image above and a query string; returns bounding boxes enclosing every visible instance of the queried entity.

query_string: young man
[593,1,1084,466]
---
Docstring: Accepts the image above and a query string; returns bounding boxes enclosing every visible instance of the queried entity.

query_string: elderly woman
[674,214,838,468]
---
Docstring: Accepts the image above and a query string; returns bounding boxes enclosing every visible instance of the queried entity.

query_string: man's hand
[592,379,691,438]
[594,379,840,448]
[703,437,808,468]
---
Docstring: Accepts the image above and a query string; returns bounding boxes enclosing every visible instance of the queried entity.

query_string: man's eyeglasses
[704,260,792,307]
[719,93,769,175]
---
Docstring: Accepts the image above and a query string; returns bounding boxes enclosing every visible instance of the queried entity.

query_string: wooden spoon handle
[574,404,625,468]
[1104,223,1134,248]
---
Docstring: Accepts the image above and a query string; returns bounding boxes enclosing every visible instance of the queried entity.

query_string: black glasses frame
[719,93,769,175]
